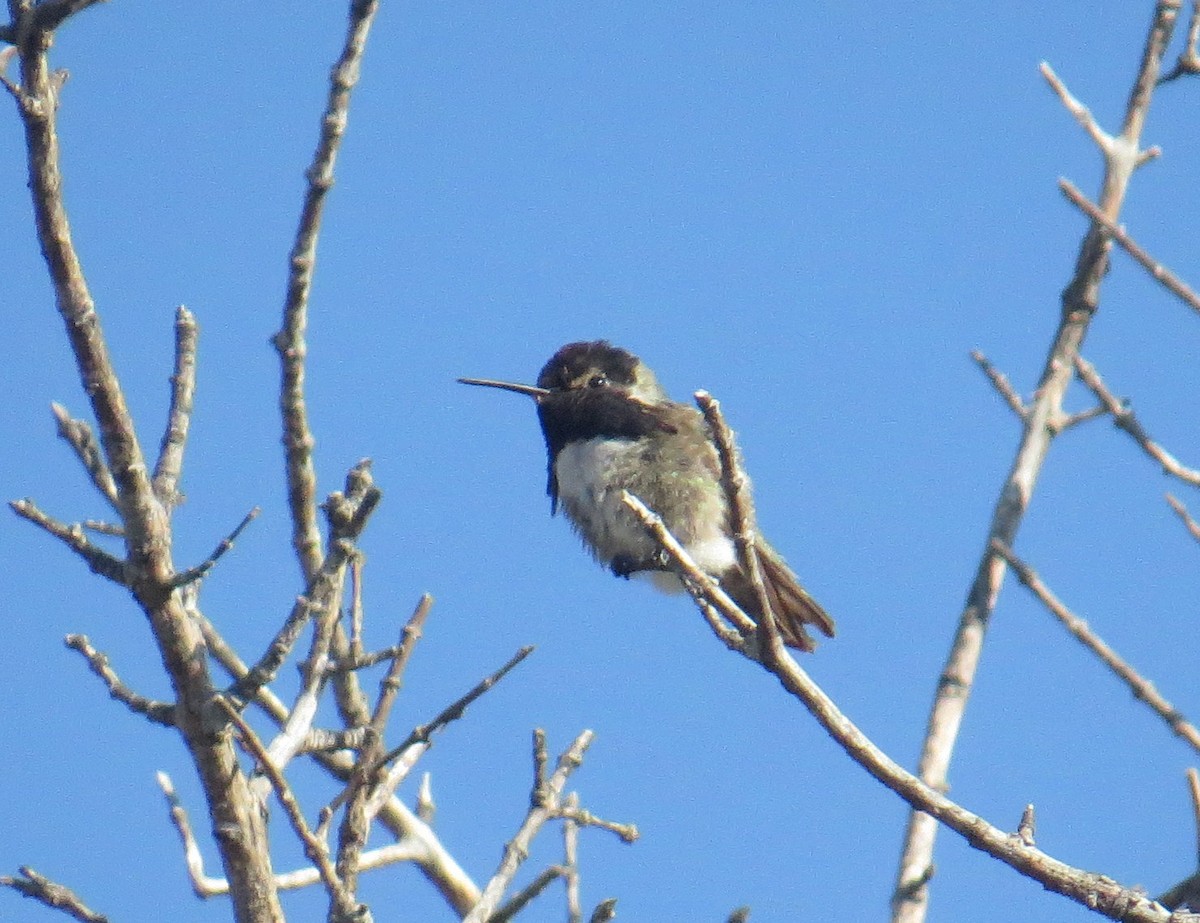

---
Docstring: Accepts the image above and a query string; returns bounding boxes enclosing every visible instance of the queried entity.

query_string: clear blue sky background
[3,3,1200,921]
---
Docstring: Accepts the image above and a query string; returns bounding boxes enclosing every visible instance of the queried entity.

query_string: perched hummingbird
[459,340,835,652]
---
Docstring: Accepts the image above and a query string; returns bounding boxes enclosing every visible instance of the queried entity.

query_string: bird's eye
[588,374,609,388]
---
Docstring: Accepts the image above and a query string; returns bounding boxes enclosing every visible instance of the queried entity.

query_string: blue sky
[3,3,1200,921]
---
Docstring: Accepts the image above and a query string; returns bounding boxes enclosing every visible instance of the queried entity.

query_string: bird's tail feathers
[723,542,834,653]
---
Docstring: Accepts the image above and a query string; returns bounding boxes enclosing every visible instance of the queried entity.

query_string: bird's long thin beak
[457,377,550,400]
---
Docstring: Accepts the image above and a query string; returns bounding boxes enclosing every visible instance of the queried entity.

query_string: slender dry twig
[1053,403,1111,432]
[152,306,198,510]
[0,866,108,923]
[156,771,231,898]
[1059,178,1200,316]
[370,594,433,733]
[696,390,781,651]
[462,731,596,923]
[1016,804,1037,847]
[216,697,361,918]
[620,492,756,646]
[228,536,356,706]
[894,11,1180,919]
[1160,0,1200,81]
[1073,355,1200,485]
[50,402,118,508]
[490,866,567,923]
[564,792,583,923]
[971,350,1028,418]
[1166,494,1200,544]
[992,539,1200,755]
[169,506,260,588]
[377,645,535,769]
[273,0,380,583]
[64,634,175,726]
[557,805,639,845]
[9,498,125,584]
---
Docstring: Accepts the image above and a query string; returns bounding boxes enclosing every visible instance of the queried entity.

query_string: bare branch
[370,594,433,733]
[10,498,125,584]
[764,644,1184,922]
[1160,0,1200,81]
[992,539,1200,755]
[216,697,360,917]
[490,866,566,923]
[1059,178,1200,317]
[273,0,381,583]
[970,350,1027,418]
[563,792,582,923]
[1074,356,1200,485]
[152,305,198,510]
[695,390,781,652]
[1040,61,1114,153]
[50,402,117,508]
[169,506,260,589]
[0,866,108,923]
[620,491,756,647]
[1166,494,1200,545]
[463,730,595,923]
[64,634,175,726]
[896,10,1182,916]
[556,805,639,845]
[156,771,230,898]
[1016,804,1036,847]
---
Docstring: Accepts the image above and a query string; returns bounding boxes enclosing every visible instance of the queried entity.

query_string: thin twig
[970,350,1027,418]
[1040,62,1114,153]
[50,402,118,508]
[378,646,535,768]
[1160,0,1200,82]
[490,866,567,923]
[64,634,175,726]
[227,536,355,705]
[273,0,381,583]
[9,498,125,584]
[1166,494,1200,545]
[153,305,198,510]
[370,594,433,733]
[563,792,582,923]
[1059,178,1200,317]
[169,506,260,588]
[557,805,639,845]
[462,731,595,923]
[156,772,230,898]
[621,492,755,647]
[1074,356,1200,485]
[992,539,1200,756]
[1016,804,1036,847]
[1052,403,1110,432]
[0,866,108,923]
[696,391,782,653]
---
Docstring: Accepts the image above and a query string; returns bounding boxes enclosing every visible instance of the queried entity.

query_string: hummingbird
[459,340,835,652]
